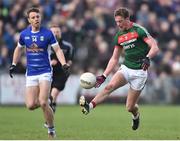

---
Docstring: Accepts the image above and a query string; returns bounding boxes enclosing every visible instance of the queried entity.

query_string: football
[80,72,96,89]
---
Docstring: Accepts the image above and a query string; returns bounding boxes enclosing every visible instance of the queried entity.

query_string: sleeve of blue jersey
[18,32,25,47]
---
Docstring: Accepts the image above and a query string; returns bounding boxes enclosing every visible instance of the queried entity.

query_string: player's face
[28,12,41,29]
[50,27,62,39]
[115,16,128,31]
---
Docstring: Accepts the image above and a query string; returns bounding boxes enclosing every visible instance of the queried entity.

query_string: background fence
[0,73,179,105]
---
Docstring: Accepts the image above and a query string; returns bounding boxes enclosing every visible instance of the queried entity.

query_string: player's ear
[125,17,129,21]
[27,18,31,24]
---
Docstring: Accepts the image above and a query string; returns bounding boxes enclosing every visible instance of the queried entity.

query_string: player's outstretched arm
[103,47,122,77]
[95,47,122,88]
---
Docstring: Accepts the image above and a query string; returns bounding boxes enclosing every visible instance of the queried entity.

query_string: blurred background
[0,0,179,105]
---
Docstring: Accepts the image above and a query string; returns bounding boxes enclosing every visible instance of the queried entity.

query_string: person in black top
[49,25,74,112]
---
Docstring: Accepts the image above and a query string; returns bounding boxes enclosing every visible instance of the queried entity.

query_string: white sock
[89,103,94,110]
[132,112,139,119]
[48,126,55,133]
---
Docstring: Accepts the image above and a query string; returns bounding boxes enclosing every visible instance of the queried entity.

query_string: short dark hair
[114,7,130,19]
[26,7,40,18]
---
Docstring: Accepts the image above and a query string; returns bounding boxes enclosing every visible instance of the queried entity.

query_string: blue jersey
[18,26,58,76]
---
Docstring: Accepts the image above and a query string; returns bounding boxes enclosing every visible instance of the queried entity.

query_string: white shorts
[118,65,148,91]
[26,73,52,87]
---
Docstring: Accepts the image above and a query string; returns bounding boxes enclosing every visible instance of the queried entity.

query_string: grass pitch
[0,105,180,140]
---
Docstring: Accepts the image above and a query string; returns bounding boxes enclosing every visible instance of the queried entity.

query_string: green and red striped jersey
[114,23,150,69]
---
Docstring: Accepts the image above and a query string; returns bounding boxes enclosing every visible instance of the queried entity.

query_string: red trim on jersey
[118,31,138,44]
[114,45,122,48]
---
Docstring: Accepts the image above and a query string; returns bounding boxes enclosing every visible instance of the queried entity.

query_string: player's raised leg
[80,71,127,115]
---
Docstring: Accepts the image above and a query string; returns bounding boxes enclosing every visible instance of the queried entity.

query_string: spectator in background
[0,44,9,69]
[46,24,74,114]
[154,64,174,103]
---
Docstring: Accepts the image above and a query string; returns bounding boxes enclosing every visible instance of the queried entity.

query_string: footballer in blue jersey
[18,26,58,76]
[9,7,69,139]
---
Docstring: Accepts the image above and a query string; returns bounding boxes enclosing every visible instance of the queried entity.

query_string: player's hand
[141,57,150,71]
[95,75,106,88]
[62,64,70,77]
[9,64,16,78]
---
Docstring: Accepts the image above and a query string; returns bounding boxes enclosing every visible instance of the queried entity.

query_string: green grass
[0,105,180,140]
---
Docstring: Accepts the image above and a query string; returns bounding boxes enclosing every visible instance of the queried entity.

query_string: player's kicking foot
[48,127,56,139]
[79,96,89,115]
[132,112,140,130]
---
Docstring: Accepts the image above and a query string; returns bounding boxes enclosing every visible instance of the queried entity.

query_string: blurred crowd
[0,0,180,103]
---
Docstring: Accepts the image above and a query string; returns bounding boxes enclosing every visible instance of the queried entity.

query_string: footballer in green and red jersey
[79,7,160,131]
[114,22,151,69]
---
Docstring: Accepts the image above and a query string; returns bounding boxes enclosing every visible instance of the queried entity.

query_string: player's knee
[104,84,114,93]
[39,100,48,109]
[26,103,37,110]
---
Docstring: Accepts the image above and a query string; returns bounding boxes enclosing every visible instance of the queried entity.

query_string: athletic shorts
[51,73,69,91]
[26,73,52,87]
[118,64,148,91]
